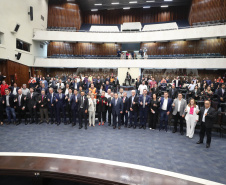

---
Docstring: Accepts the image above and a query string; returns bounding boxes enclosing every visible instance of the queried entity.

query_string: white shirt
[13,87,17,95]
[178,100,181,112]
[202,108,209,122]
[65,88,69,95]
[188,84,196,91]
[162,98,168,110]
[138,84,147,95]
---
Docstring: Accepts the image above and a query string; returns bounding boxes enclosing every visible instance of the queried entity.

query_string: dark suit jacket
[151,87,159,95]
[121,96,129,112]
[198,107,217,128]
[168,88,178,99]
[78,95,88,111]
[15,94,26,108]
[55,93,66,108]
[70,94,80,110]
[37,95,48,108]
[217,88,226,102]
[2,93,15,108]
[9,87,19,94]
[47,93,57,108]
[26,92,38,108]
[139,95,151,109]
[107,97,114,112]
[111,98,123,115]
[160,97,173,112]
[128,96,139,112]
[97,96,108,112]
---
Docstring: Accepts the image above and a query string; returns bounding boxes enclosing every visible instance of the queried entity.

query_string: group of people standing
[0,73,225,149]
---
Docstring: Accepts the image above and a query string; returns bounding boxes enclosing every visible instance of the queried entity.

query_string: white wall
[34,58,226,69]
[33,25,226,43]
[0,0,48,66]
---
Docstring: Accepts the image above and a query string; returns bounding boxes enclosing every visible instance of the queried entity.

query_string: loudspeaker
[28,6,33,21]
[15,53,21,60]
[14,24,20,32]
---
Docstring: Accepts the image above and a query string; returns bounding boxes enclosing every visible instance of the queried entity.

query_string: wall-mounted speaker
[15,53,22,60]
[14,24,20,32]
[28,6,33,21]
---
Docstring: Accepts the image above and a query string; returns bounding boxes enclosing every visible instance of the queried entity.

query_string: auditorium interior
[0,0,226,184]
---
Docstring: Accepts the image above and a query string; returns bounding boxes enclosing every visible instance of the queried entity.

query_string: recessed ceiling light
[123,7,130,9]
[94,3,102,6]
[91,9,98,11]
[111,2,119,5]
[161,5,168,7]
[129,1,137,3]
[143,6,151,8]
[146,0,155,2]
[164,0,172,1]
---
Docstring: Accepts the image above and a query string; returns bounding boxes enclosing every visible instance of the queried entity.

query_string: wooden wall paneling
[83,6,189,25]
[48,0,82,30]
[189,0,226,25]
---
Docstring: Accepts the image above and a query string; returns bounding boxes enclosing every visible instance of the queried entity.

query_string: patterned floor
[0,122,225,184]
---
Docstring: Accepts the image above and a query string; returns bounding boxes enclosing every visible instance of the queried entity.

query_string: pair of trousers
[72,108,78,124]
[79,108,88,127]
[173,112,184,132]
[149,112,158,129]
[89,111,95,125]
[17,107,27,122]
[6,107,16,123]
[199,122,212,144]
[40,108,49,122]
[160,110,169,130]
[98,112,106,123]
[28,107,38,123]
[129,111,138,126]
[121,111,128,126]
[139,108,148,126]
[56,106,66,123]
[113,113,121,127]
[186,114,197,138]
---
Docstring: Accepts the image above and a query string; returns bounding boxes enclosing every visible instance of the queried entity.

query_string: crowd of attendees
[0,72,225,148]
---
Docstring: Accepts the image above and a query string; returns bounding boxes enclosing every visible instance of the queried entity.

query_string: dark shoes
[206,144,210,148]
[196,141,203,144]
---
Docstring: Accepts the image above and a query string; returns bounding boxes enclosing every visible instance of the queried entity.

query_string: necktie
[60,94,62,99]
[31,93,32,99]
[115,99,117,105]
[143,96,146,108]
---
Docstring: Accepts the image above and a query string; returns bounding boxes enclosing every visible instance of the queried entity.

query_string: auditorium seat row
[192,20,226,27]
[47,53,223,59]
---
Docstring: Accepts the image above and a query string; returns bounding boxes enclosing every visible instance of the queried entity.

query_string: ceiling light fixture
[161,5,168,7]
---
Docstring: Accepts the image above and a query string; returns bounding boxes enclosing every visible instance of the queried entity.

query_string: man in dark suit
[173,77,181,89]
[2,89,16,124]
[196,100,217,148]
[70,89,80,127]
[38,83,48,94]
[139,89,151,129]
[121,92,129,127]
[47,88,57,124]
[78,91,88,129]
[111,93,123,129]
[26,88,38,124]
[168,84,178,100]
[104,81,112,92]
[159,92,173,131]
[65,89,73,124]
[37,90,49,124]
[151,84,159,96]
[55,88,66,125]
[9,82,19,95]
[72,79,80,91]
[107,92,114,126]
[217,84,226,112]
[128,90,139,129]
[15,89,27,125]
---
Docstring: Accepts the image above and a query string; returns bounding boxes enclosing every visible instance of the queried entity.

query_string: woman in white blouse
[88,94,96,127]
[185,98,199,138]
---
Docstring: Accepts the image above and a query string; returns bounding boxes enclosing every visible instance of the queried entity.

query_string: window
[16,39,31,52]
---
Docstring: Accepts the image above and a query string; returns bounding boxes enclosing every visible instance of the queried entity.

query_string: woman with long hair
[185,98,199,138]
[149,93,159,130]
